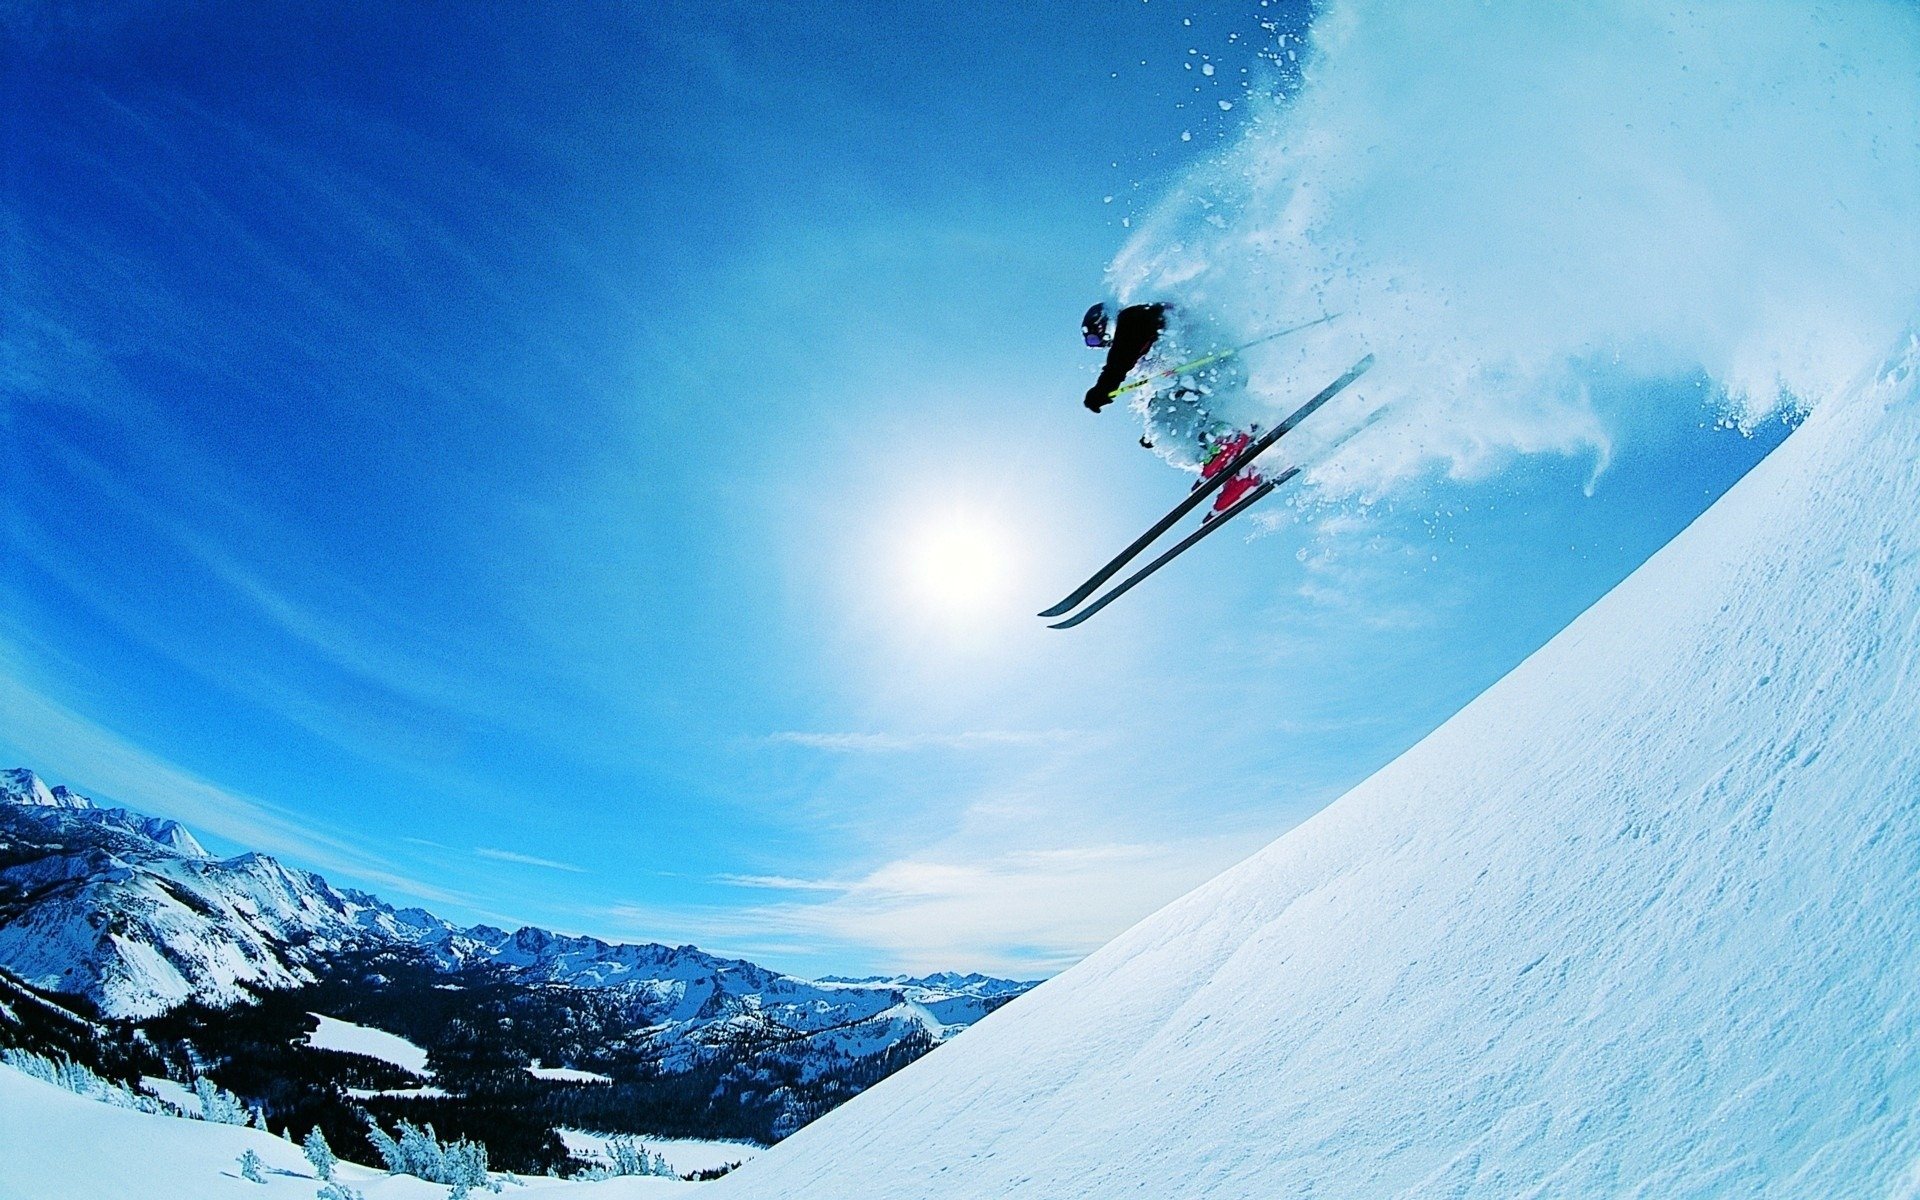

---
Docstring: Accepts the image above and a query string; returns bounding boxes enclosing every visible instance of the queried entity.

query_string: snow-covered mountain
[0,769,1030,1052]
[814,973,1034,1036]
[0,766,1037,1150]
[0,771,391,1016]
[0,767,209,857]
[710,339,1920,1195]
[817,971,1032,999]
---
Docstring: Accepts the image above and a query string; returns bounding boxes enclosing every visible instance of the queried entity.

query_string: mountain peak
[1,768,91,810]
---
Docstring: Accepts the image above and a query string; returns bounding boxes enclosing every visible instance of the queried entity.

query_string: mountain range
[0,765,1035,1160]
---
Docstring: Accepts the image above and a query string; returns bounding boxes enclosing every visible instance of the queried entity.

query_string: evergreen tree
[363,1117,497,1190]
[397,1120,446,1178]
[303,1127,337,1180]
[585,1136,674,1179]
[441,1137,490,1188]
[365,1119,404,1174]
[194,1076,251,1125]
[0,1049,163,1114]
[237,1149,266,1184]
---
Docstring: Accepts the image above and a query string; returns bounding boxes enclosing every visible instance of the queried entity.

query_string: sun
[902,512,1016,621]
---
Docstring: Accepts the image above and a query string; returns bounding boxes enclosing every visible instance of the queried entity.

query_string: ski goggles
[1084,333,1106,348]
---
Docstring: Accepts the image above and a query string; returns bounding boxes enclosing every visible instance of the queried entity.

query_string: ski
[1038,353,1374,619]
[1048,403,1390,629]
[1047,474,1291,629]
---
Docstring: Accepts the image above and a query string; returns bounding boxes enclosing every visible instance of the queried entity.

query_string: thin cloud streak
[0,649,476,911]
[716,873,849,892]
[475,847,587,874]
[33,432,498,724]
[769,730,1081,753]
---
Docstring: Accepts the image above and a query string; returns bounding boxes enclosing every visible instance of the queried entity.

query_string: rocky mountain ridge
[0,766,1032,1043]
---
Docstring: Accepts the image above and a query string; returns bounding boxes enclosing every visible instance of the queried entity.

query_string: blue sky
[0,1,1789,978]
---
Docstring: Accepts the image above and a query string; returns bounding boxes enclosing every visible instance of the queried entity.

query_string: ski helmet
[1082,302,1112,348]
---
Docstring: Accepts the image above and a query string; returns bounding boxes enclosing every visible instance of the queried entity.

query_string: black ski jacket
[1085,303,1168,411]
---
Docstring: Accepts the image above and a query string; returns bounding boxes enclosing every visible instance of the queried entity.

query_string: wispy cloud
[29,434,498,727]
[715,873,848,892]
[0,641,475,910]
[769,730,1080,753]
[475,847,586,874]
[602,834,1266,980]
[2,90,559,768]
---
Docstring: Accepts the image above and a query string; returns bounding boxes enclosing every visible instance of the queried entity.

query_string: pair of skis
[1040,354,1376,629]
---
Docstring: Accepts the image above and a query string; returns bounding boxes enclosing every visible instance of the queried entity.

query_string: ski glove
[1084,387,1112,413]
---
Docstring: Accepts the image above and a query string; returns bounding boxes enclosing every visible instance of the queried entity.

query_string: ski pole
[1107,312,1342,399]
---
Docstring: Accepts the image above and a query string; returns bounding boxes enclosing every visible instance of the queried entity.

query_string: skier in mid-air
[1081,301,1264,516]
[1045,304,1372,626]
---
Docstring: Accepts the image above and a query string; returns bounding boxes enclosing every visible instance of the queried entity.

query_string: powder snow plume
[1112,0,1920,491]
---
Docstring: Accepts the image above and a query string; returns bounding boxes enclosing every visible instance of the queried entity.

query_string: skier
[1080,301,1263,515]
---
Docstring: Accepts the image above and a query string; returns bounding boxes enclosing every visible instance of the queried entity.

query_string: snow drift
[1114,0,1920,487]
[714,325,1920,1193]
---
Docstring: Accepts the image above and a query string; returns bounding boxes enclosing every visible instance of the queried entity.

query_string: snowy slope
[716,341,1920,1198]
[0,1062,692,1199]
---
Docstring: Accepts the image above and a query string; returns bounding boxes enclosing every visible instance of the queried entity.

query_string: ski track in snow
[709,335,1920,1196]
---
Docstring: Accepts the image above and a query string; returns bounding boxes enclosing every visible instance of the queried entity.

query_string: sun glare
[903,512,1015,621]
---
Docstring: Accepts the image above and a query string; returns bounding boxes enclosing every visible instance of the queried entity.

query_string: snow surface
[139,1074,199,1114]
[713,338,1920,1196]
[0,1063,693,1198]
[561,1129,758,1176]
[303,1012,431,1076]
[531,1061,614,1083]
[345,1085,449,1100]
